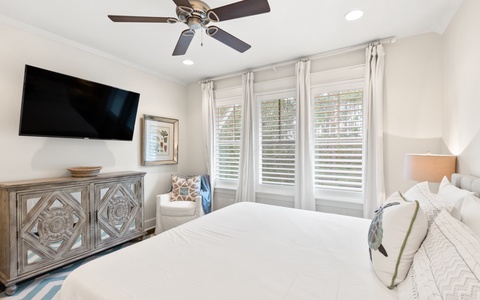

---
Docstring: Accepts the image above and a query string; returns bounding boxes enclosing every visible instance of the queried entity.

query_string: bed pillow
[171,175,201,201]
[368,191,427,288]
[459,193,480,241]
[404,181,456,226]
[437,176,474,208]
[397,210,480,300]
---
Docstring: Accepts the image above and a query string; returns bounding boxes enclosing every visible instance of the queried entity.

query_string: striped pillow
[398,210,480,299]
[404,181,456,227]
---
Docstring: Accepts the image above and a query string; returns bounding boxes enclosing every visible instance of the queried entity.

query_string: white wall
[185,83,207,175]
[442,0,480,176]
[383,33,445,194]
[0,21,189,229]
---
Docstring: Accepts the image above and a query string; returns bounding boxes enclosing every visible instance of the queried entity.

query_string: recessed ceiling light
[345,10,364,21]
[183,60,194,65]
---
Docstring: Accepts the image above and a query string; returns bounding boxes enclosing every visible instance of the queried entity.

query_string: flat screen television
[19,65,140,141]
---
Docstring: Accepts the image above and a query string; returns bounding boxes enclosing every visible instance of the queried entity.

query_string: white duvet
[58,202,398,300]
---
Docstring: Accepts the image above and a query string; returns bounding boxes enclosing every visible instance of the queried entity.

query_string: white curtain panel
[363,44,386,219]
[201,80,216,199]
[235,72,256,203]
[294,60,316,211]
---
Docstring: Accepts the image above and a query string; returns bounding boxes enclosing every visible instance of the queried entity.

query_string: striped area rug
[0,241,136,300]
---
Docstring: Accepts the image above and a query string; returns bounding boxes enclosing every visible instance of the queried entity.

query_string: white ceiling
[0,0,463,85]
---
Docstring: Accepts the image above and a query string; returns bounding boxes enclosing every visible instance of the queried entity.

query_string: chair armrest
[155,192,171,235]
[157,192,171,206]
[195,195,204,216]
[156,193,171,217]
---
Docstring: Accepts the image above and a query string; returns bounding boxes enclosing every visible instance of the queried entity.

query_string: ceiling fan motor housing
[176,0,212,30]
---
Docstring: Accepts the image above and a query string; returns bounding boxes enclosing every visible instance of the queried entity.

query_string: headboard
[451,173,480,195]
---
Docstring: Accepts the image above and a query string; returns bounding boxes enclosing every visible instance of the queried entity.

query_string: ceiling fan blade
[172,0,192,8]
[206,26,251,53]
[173,29,195,56]
[108,15,177,23]
[208,0,270,22]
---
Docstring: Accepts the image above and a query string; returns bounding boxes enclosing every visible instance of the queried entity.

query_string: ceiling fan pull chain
[201,28,204,47]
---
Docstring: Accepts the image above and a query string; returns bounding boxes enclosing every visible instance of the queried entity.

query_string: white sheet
[58,202,398,300]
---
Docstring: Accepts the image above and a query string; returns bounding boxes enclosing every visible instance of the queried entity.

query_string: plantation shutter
[259,97,296,186]
[215,103,242,181]
[314,89,363,191]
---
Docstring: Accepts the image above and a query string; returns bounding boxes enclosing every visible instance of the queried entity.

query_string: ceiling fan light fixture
[187,17,204,30]
[345,10,364,21]
[183,60,194,65]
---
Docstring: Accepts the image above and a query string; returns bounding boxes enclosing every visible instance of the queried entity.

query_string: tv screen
[19,65,140,141]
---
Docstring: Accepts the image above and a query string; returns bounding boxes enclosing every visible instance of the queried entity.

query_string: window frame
[214,96,243,189]
[311,79,365,203]
[255,90,297,196]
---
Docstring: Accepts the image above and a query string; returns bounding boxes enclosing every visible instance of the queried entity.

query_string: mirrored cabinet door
[17,186,90,275]
[94,179,142,248]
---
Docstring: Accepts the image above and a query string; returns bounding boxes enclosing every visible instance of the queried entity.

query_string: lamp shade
[404,154,456,182]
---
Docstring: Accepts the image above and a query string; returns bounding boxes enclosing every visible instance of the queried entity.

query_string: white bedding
[58,202,398,300]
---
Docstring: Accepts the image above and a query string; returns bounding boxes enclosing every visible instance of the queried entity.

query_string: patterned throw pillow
[397,210,480,300]
[368,191,428,288]
[171,175,201,201]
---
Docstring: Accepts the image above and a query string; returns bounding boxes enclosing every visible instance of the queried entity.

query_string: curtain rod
[200,37,396,83]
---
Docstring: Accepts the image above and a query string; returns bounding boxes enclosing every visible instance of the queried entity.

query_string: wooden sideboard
[0,171,146,295]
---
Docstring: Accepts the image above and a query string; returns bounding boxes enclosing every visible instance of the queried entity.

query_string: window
[313,88,364,192]
[259,95,296,186]
[211,64,365,205]
[215,102,242,181]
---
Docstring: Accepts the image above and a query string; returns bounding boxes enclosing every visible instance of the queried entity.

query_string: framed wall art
[141,114,179,166]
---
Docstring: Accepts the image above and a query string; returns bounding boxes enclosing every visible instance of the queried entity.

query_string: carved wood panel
[94,179,142,248]
[17,186,90,275]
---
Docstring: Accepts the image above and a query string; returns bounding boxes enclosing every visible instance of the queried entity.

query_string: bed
[57,173,480,300]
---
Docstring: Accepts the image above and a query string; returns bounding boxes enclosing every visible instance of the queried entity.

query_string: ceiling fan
[108,0,271,56]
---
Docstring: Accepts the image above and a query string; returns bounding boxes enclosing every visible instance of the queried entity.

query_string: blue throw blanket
[199,174,212,214]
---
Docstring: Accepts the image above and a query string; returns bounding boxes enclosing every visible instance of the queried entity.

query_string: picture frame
[141,114,179,166]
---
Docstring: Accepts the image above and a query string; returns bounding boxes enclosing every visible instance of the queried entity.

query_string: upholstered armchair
[155,192,204,234]
[155,175,210,234]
